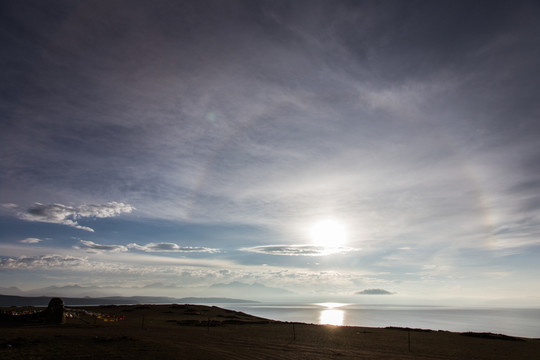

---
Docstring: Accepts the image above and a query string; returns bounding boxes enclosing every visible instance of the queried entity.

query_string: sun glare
[319,309,344,326]
[309,219,347,249]
[317,302,347,326]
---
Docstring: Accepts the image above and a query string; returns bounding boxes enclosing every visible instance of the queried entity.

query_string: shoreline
[1,304,540,359]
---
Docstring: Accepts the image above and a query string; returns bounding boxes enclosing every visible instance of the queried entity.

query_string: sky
[1,0,540,305]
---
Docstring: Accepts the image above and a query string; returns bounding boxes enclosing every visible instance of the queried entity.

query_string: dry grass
[1,304,539,359]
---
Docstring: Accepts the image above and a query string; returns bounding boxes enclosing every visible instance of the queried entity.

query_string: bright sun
[309,219,347,248]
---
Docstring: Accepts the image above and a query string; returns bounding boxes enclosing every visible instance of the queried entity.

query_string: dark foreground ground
[1,304,539,359]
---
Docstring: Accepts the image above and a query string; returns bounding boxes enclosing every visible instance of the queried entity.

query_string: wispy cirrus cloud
[17,202,134,232]
[127,242,219,253]
[241,244,359,257]
[1,0,540,305]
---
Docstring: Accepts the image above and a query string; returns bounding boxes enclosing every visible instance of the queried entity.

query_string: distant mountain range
[0,281,294,301]
[0,285,115,297]
[0,287,25,296]
[206,281,293,299]
[0,294,257,307]
[209,281,292,293]
[0,281,297,306]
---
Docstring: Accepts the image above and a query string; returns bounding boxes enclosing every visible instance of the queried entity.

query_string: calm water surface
[227,303,540,338]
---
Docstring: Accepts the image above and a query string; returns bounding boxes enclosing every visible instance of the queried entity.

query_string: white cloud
[20,237,42,244]
[241,244,359,257]
[76,240,128,253]
[127,242,219,253]
[76,202,135,218]
[1,203,18,209]
[18,202,134,232]
[0,253,241,282]
[0,255,89,269]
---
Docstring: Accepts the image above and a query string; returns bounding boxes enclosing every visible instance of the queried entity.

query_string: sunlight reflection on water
[319,309,344,326]
[226,304,540,338]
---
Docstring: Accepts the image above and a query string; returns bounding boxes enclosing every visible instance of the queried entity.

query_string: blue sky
[1,0,540,305]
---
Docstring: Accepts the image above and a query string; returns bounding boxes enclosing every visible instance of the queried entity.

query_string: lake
[226,303,540,338]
